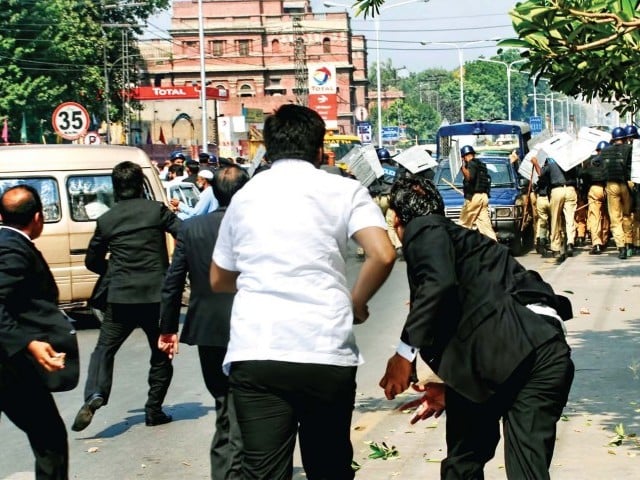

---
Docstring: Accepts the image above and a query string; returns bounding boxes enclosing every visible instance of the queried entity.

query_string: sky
[143,0,519,74]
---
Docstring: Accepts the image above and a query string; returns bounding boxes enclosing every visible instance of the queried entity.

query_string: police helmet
[611,126,626,141]
[460,145,476,156]
[198,151,212,163]
[170,150,186,161]
[596,140,609,152]
[624,124,639,139]
[376,147,391,161]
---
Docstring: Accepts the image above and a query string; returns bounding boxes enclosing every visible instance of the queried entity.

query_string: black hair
[213,164,250,206]
[263,104,325,164]
[169,164,184,176]
[0,184,43,227]
[389,176,445,226]
[186,160,200,175]
[112,161,144,201]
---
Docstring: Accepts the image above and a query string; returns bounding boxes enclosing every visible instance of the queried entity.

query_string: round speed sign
[52,102,90,140]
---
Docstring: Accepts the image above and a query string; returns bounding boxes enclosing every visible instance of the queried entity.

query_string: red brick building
[136,0,368,157]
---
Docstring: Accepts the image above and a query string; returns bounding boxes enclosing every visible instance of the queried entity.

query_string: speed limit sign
[52,102,90,140]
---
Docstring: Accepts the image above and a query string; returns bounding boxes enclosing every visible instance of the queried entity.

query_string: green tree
[0,0,168,143]
[499,0,640,116]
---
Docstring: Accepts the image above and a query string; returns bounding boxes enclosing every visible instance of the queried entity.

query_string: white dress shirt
[213,159,386,374]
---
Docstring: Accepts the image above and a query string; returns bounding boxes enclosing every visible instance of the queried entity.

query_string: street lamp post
[325,0,430,147]
[420,39,499,122]
[476,58,527,121]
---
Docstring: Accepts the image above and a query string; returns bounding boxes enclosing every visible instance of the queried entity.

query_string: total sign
[308,64,336,94]
[52,102,90,140]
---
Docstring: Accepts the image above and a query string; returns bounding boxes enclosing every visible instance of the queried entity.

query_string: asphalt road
[2,241,639,479]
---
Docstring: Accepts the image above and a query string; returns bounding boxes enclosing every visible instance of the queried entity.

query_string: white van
[0,144,168,316]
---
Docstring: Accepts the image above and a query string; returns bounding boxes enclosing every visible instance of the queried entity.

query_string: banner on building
[131,86,228,101]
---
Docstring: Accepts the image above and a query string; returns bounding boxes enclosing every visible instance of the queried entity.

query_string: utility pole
[292,14,308,106]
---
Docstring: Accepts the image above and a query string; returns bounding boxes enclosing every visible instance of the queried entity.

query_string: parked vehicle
[434,121,534,256]
[0,144,169,317]
[165,181,200,209]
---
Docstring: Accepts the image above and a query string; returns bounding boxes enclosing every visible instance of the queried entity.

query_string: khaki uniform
[549,185,577,252]
[587,185,609,247]
[459,193,497,241]
[606,181,632,248]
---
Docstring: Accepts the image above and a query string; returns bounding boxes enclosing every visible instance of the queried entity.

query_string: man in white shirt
[170,169,218,219]
[210,104,396,480]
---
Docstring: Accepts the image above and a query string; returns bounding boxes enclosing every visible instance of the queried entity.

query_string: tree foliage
[0,0,169,143]
[499,0,640,116]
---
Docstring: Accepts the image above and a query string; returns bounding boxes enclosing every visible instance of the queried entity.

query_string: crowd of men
[529,124,639,263]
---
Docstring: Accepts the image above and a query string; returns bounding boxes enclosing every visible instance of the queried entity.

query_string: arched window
[272,39,280,53]
[323,37,331,53]
[239,83,254,97]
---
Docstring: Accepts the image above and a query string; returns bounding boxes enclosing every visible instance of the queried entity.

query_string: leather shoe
[553,251,566,264]
[566,243,574,257]
[145,410,172,427]
[589,244,602,255]
[72,394,104,432]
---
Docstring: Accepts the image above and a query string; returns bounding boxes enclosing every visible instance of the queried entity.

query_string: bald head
[0,185,43,236]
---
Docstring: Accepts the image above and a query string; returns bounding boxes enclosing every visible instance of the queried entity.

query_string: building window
[323,37,331,53]
[209,40,224,56]
[239,83,254,97]
[272,39,280,53]
[237,40,250,56]
[183,41,199,52]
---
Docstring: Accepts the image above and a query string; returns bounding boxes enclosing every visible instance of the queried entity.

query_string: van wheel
[91,307,105,323]
[510,223,533,257]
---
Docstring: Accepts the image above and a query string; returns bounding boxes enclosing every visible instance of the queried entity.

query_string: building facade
[134,0,368,157]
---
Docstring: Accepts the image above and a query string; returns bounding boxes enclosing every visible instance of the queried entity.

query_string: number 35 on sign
[52,102,90,140]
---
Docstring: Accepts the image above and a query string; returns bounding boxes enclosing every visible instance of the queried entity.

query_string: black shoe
[395,247,404,261]
[72,394,104,432]
[535,239,545,254]
[145,410,172,427]
[566,243,574,257]
[618,247,627,260]
[626,243,634,258]
[589,244,602,255]
[576,237,585,247]
[553,251,566,264]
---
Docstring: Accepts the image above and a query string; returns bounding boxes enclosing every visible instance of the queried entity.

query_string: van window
[67,175,114,221]
[0,177,62,223]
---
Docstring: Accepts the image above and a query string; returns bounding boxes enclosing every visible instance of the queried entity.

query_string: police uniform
[543,159,578,257]
[534,165,552,254]
[601,142,633,258]
[581,153,610,254]
[459,157,497,241]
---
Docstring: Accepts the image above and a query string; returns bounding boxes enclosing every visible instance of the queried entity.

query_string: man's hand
[27,340,66,372]
[353,302,369,324]
[158,334,179,359]
[379,353,413,400]
[397,382,446,424]
[169,198,180,209]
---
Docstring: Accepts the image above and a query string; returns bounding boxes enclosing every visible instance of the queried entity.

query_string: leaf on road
[87,447,99,453]
[579,307,590,315]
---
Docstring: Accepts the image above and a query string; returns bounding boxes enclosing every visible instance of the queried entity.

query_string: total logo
[308,64,336,94]
[312,66,332,86]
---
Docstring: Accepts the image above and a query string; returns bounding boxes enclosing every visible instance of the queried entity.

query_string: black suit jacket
[160,208,234,347]
[85,198,181,304]
[0,228,67,363]
[401,214,569,403]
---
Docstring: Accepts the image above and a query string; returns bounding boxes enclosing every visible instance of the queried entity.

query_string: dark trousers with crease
[441,334,574,480]
[83,303,173,412]
[198,346,242,480]
[230,360,357,480]
[0,354,68,480]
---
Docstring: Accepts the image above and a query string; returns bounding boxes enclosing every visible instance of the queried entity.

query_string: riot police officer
[459,145,497,241]
[601,126,633,259]
[581,141,610,254]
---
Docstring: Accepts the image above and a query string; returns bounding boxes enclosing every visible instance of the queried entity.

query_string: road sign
[354,105,369,122]
[381,126,400,141]
[529,116,543,136]
[356,121,372,144]
[83,131,101,145]
[52,102,90,140]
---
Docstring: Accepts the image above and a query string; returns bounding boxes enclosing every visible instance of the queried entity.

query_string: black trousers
[197,346,242,480]
[0,354,68,480]
[229,360,357,480]
[83,303,173,412]
[442,335,574,480]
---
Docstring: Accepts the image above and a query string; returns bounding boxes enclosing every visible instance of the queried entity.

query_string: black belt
[551,183,575,188]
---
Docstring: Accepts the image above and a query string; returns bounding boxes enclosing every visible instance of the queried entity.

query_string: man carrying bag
[0,184,75,480]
